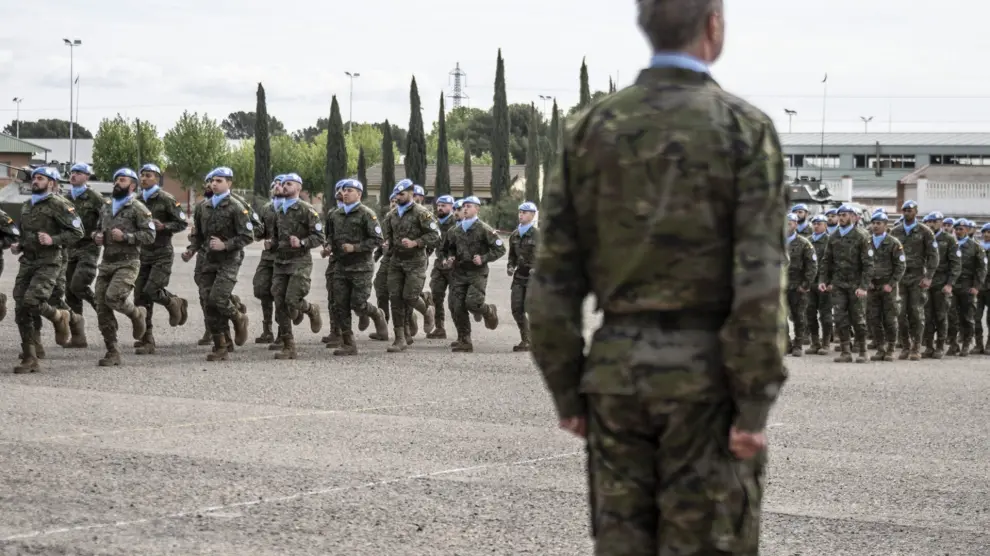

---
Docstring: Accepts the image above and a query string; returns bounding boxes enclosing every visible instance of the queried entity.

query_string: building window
[866,155,915,169]
[932,154,990,165]
[854,155,867,168]
[788,154,840,168]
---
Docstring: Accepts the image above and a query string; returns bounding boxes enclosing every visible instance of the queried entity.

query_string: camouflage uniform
[93,195,156,366]
[820,226,874,362]
[528,66,787,555]
[890,220,938,359]
[427,213,458,339]
[382,202,440,351]
[322,204,342,347]
[189,192,254,360]
[804,231,832,354]
[134,186,189,353]
[866,233,906,360]
[12,194,82,372]
[372,243,390,329]
[924,231,961,357]
[270,199,324,358]
[0,208,20,322]
[785,233,816,355]
[64,186,106,347]
[975,243,990,352]
[947,237,987,355]
[439,217,506,351]
[507,225,539,351]
[326,201,388,354]
[253,199,280,344]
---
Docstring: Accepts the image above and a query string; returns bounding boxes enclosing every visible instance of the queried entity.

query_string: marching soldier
[134,163,189,354]
[321,186,346,347]
[254,175,284,346]
[439,195,505,352]
[407,184,431,338]
[10,167,80,373]
[923,214,961,358]
[0,207,19,321]
[182,174,214,346]
[506,201,539,352]
[92,168,156,367]
[785,213,817,356]
[369,193,397,340]
[63,163,105,348]
[326,178,387,355]
[947,219,987,356]
[427,194,457,339]
[890,200,938,361]
[866,212,906,361]
[819,204,874,363]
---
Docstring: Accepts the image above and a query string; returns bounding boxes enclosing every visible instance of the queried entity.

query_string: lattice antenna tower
[449,62,469,108]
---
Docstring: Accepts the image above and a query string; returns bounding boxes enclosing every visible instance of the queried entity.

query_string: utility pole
[784,108,797,133]
[344,71,360,134]
[12,97,22,138]
[63,38,82,161]
[861,116,873,133]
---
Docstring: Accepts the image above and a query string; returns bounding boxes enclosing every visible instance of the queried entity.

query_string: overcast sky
[3,0,989,137]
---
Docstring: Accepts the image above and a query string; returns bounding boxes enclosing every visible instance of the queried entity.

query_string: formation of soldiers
[0,165,541,373]
[786,201,990,363]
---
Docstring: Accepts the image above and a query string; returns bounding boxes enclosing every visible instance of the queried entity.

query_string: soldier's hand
[154,220,165,231]
[507,266,515,277]
[382,240,389,249]
[826,284,833,292]
[111,228,125,242]
[181,249,194,262]
[10,243,20,255]
[970,287,979,295]
[289,236,301,248]
[37,232,53,246]
[209,237,225,251]
[558,416,586,438]
[855,288,867,298]
[943,284,952,294]
[93,233,103,246]
[342,243,356,253]
[444,257,455,269]
[797,286,808,293]
[729,427,767,460]
[920,278,932,289]
[264,239,273,250]
[817,283,827,293]
[320,247,331,258]
[883,284,893,293]
[400,238,416,248]
[472,255,483,266]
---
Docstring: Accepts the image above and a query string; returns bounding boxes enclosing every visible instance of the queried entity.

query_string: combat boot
[867,340,878,350]
[427,326,447,339]
[207,334,228,361]
[275,336,297,360]
[855,341,869,363]
[513,326,531,352]
[49,308,71,347]
[450,336,466,349]
[14,342,40,374]
[224,330,236,353]
[33,331,46,359]
[232,295,247,314]
[922,339,935,358]
[946,342,960,356]
[898,345,911,360]
[790,341,803,357]
[198,329,212,346]
[166,296,187,327]
[884,343,896,362]
[805,335,821,355]
[232,311,249,346]
[423,305,436,335]
[334,331,358,356]
[386,328,407,353]
[268,326,283,350]
[833,343,853,363]
[98,341,121,367]
[404,323,415,346]
[370,308,389,341]
[452,334,473,352]
[932,340,945,359]
[129,307,148,341]
[358,313,371,332]
[408,312,419,338]
[0,292,7,322]
[908,342,922,361]
[135,332,156,355]
[324,321,343,347]
[870,347,886,361]
[305,303,323,333]
[959,337,971,357]
[256,321,275,344]
[66,312,88,348]
[482,304,499,330]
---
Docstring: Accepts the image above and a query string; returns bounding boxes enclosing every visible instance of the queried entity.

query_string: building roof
[779,132,990,148]
[0,134,50,155]
[898,164,990,186]
[358,163,527,197]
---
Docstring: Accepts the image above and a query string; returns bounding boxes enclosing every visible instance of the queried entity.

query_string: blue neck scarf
[142,185,160,202]
[982,241,990,250]
[211,191,229,208]
[903,219,917,234]
[872,232,886,249]
[273,197,284,211]
[438,213,452,224]
[281,197,298,213]
[518,222,534,236]
[812,232,826,241]
[30,192,51,206]
[958,236,969,247]
[343,201,360,214]
[112,195,131,216]
[839,224,855,237]
[827,225,838,234]
[461,216,478,232]
[786,232,796,244]
[397,201,412,217]
[649,52,709,74]
[71,185,88,199]
[797,221,809,232]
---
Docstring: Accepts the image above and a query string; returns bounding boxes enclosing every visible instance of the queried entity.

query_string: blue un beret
[112,168,138,182]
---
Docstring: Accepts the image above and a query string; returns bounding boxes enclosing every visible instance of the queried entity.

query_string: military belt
[602,310,727,332]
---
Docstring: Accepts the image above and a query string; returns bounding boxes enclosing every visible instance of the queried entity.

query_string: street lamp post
[860,116,873,133]
[344,71,360,134]
[63,38,82,162]
[538,95,551,115]
[784,108,797,133]
[12,97,22,138]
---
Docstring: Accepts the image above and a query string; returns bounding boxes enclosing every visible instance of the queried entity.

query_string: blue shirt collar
[112,194,131,215]
[281,197,298,213]
[827,224,838,234]
[460,216,478,232]
[438,213,452,224]
[30,192,51,205]
[142,185,160,202]
[70,185,88,199]
[796,221,809,232]
[518,222,534,236]
[397,201,413,217]
[903,219,917,233]
[872,232,886,248]
[649,52,710,74]
[343,201,360,214]
[273,197,284,210]
[211,191,230,208]
[958,236,969,246]
[839,224,855,236]
[812,231,826,241]
[786,232,796,244]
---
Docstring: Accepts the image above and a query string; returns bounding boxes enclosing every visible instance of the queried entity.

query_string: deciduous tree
[163,110,227,191]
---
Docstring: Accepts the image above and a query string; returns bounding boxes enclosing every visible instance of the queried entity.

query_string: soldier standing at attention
[528,2,788,552]
[791,203,813,238]
[189,166,253,361]
[369,193,397,340]
[270,173,323,359]
[974,223,990,353]
[946,219,987,356]
[890,200,938,361]
[134,164,189,355]
[382,179,439,353]
[253,175,284,347]
[506,201,539,352]
[866,212,906,361]
[0,206,19,322]
[923,214,961,358]
[91,168,155,367]
[820,205,874,363]
[63,163,105,348]
[326,178,387,355]
[805,215,832,354]
[427,194,457,339]
[10,167,80,373]
[785,213,817,356]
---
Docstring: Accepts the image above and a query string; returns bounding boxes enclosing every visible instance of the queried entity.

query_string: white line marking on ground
[0,451,582,541]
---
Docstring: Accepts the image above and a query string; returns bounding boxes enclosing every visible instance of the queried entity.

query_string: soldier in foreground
[785,213,816,356]
[820,205,874,363]
[64,163,105,348]
[506,201,539,352]
[923,213,961,357]
[10,167,80,373]
[866,212,905,361]
[528,1,787,552]
[946,219,987,356]
[92,168,155,367]
[890,200,938,360]
[427,194,457,339]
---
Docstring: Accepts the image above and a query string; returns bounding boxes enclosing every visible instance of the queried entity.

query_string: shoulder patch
[957,249,962,258]
[867,249,874,257]
[495,239,503,246]
[898,254,906,262]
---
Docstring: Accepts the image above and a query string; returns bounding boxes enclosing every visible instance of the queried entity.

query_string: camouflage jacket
[439,218,507,273]
[97,195,156,261]
[983,245,990,290]
[821,226,874,290]
[140,187,188,253]
[382,202,440,262]
[431,213,458,268]
[795,221,813,238]
[868,233,906,289]
[67,186,106,251]
[527,66,788,431]
[326,202,383,272]
[890,221,938,281]
[932,231,962,286]
[0,208,20,250]
[785,233,817,290]
[273,199,323,266]
[809,231,830,284]
[507,226,540,279]
[256,200,279,262]
[189,193,254,263]
[17,194,85,263]
[953,237,987,291]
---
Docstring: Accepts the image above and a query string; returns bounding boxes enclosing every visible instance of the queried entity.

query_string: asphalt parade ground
[1,245,988,555]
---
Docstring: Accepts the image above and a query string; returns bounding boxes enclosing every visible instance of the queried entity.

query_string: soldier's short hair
[637,0,722,51]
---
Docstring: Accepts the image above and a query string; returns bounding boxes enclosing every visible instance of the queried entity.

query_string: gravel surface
[1,246,988,555]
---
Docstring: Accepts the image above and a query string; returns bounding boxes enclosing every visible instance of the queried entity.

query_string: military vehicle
[0,163,113,220]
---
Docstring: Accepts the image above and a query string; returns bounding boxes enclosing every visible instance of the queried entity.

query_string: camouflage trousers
[95,259,141,344]
[374,260,390,322]
[948,290,978,346]
[449,269,489,337]
[510,275,529,332]
[387,257,428,328]
[66,246,99,315]
[49,255,70,311]
[135,249,178,332]
[896,282,927,348]
[832,286,867,345]
[975,289,990,344]
[253,257,276,327]
[199,254,244,335]
[923,285,952,345]
[272,260,312,337]
[785,288,808,345]
[429,263,451,330]
[325,264,337,326]
[332,269,376,334]
[805,288,832,343]
[867,287,899,348]
[13,260,62,344]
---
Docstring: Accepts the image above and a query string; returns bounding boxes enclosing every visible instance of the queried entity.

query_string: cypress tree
[405,76,427,187]
[435,93,451,197]
[380,121,395,213]
[325,95,348,208]
[253,83,273,206]
[524,103,540,204]
[357,147,368,201]
[608,76,616,94]
[542,100,560,208]
[579,57,591,109]
[490,48,511,203]
[463,140,474,197]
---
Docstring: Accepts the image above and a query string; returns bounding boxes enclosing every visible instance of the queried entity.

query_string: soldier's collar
[636,67,719,89]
